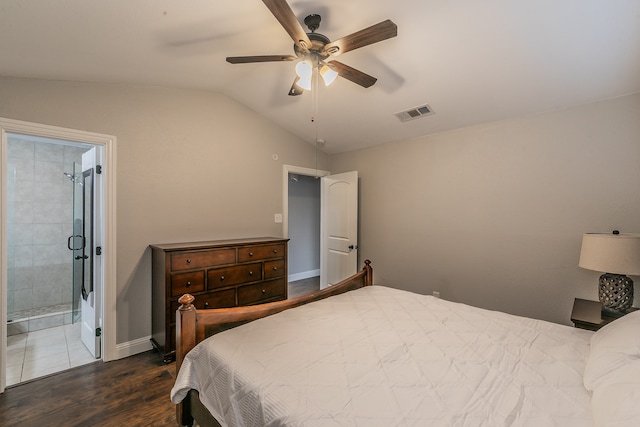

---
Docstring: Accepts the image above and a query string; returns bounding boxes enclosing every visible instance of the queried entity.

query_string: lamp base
[599,273,634,311]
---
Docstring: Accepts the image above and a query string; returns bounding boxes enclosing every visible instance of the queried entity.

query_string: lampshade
[296,76,312,91]
[319,65,338,86]
[295,60,312,80]
[579,233,640,275]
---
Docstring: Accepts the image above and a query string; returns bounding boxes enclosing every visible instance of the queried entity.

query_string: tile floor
[6,322,98,387]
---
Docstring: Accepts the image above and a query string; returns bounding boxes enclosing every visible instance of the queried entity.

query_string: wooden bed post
[176,294,196,427]
[363,259,373,287]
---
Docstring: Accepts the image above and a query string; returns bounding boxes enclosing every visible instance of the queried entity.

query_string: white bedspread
[171,286,593,426]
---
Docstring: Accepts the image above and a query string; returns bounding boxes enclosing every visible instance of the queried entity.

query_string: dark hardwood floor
[0,278,320,427]
[288,276,320,299]
[0,350,177,427]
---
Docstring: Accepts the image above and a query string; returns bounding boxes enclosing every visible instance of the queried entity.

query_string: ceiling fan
[226,0,398,96]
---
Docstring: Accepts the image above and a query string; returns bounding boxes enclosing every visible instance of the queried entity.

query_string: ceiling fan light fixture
[320,65,338,86]
[297,75,312,91]
[295,60,313,80]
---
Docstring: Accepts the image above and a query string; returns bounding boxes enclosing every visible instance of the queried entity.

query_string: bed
[171,260,640,426]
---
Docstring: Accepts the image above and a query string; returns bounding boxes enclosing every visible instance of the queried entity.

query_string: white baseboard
[289,269,320,282]
[114,335,153,360]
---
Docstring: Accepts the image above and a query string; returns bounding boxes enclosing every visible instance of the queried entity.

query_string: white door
[80,148,102,358]
[320,171,358,289]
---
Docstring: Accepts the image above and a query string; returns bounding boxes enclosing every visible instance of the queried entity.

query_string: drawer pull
[249,271,253,276]
[204,302,209,308]
[186,259,191,264]
[186,281,191,287]
[273,249,278,254]
[272,267,278,271]
[249,252,253,256]
[220,276,225,281]
[262,289,266,294]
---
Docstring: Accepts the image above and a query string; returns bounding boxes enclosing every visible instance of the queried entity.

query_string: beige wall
[332,93,640,324]
[0,76,328,343]
[2,74,638,342]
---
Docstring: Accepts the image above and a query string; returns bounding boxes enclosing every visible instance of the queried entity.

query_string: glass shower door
[69,162,84,323]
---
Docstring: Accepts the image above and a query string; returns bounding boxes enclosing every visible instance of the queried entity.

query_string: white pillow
[583,310,640,391]
[591,360,640,427]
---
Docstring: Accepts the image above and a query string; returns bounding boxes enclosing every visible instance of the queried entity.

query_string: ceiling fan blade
[323,19,397,56]
[262,0,312,51]
[288,77,304,96]
[226,55,296,64]
[328,61,377,88]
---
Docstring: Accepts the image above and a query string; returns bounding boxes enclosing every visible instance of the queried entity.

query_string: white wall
[0,76,328,344]
[331,93,640,324]
[2,75,637,338]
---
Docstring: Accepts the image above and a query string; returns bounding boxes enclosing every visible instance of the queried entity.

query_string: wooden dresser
[150,237,288,362]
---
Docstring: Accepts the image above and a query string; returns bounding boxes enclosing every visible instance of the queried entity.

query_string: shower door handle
[67,235,86,251]
[75,255,89,260]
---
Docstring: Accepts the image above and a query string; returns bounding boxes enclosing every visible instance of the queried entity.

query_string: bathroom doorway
[1,117,117,393]
[4,134,101,386]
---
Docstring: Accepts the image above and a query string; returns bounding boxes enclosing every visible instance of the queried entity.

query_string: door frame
[282,165,329,240]
[0,118,117,393]
[282,165,329,282]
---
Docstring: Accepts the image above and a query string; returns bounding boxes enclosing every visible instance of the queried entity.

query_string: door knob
[348,245,359,250]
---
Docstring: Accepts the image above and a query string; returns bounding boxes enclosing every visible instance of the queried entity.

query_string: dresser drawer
[238,278,286,305]
[264,260,285,279]
[170,271,205,297]
[196,288,237,310]
[170,288,237,322]
[207,262,262,289]
[238,244,285,263]
[171,248,235,271]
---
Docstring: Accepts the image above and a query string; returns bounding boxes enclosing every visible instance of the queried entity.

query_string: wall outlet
[274,213,283,223]
[433,291,440,298]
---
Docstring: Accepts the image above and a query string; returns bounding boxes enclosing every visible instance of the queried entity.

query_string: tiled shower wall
[6,136,88,327]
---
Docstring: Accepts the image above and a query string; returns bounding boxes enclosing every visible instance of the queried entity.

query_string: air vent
[394,104,435,122]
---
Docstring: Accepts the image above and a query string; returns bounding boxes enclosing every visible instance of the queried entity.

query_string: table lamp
[578,231,640,312]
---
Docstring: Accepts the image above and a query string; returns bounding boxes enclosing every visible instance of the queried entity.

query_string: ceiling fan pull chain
[312,59,319,122]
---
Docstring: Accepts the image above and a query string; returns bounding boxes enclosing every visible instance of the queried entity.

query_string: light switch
[274,213,283,223]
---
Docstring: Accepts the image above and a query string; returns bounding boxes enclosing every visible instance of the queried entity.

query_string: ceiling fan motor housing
[294,31,331,60]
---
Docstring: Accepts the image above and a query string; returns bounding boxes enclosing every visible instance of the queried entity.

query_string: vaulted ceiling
[1,1,639,153]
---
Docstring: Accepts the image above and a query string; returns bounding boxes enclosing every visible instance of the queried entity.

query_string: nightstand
[570,298,638,331]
